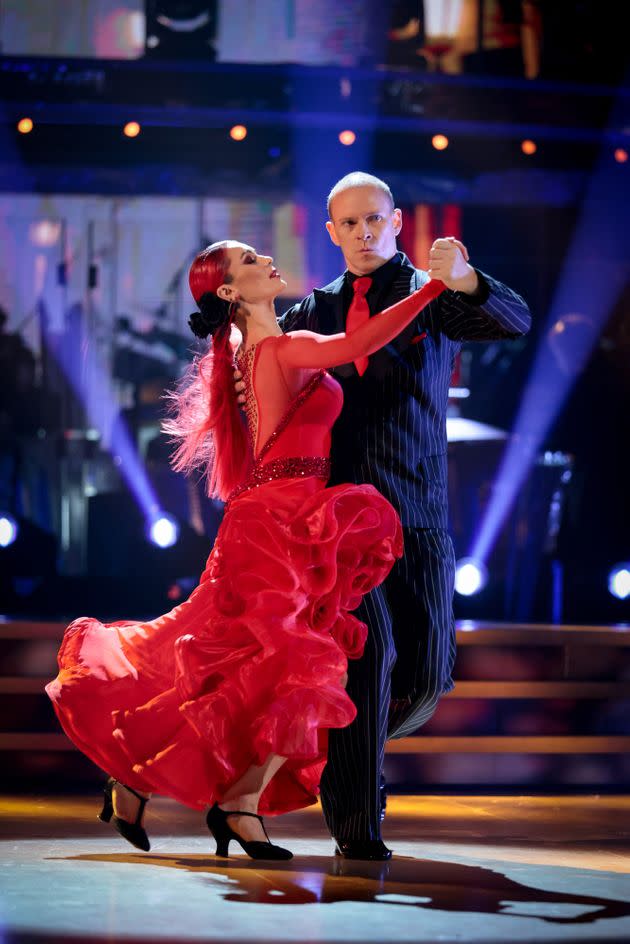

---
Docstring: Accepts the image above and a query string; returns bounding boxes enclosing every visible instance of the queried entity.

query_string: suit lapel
[313,273,351,377]
[389,253,428,301]
[313,255,427,379]
[366,257,424,378]
[312,273,346,336]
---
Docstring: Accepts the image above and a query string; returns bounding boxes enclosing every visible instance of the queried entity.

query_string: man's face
[326,186,402,275]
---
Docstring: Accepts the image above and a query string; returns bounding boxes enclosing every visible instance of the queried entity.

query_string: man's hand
[234,368,246,405]
[428,236,479,294]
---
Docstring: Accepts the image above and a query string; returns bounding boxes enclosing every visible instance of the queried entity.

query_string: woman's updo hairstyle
[164,241,250,501]
[188,292,232,340]
[188,242,235,339]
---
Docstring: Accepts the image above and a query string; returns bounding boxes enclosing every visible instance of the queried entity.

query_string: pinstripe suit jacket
[279,252,531,528]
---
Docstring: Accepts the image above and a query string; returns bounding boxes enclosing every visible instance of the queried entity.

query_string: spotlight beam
[40,300,163,525]
[471,75,630,566]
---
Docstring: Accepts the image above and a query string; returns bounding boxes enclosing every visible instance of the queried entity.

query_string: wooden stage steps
[1,619,629,789]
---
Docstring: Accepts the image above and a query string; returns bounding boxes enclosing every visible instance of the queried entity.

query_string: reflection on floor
[1,794,629,943]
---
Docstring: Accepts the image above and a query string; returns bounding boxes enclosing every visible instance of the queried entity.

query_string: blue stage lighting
[608,564,630,600]
[455,558,488,596]
[148,514,179,549]
[39,296,164,531]
[0,513,19,548]
[469,74,630,571]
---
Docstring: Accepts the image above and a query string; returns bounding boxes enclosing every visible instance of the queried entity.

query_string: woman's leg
[219,753,287,841]
[112,782,151,824]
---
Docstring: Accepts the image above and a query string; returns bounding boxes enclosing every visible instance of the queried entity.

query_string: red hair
[164,243,251,500]
[188,242,231,305]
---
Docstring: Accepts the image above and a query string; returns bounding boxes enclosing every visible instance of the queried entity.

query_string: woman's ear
[217,284,237,303]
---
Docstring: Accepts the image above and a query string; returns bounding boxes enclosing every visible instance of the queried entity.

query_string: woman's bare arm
[276,280,445,370]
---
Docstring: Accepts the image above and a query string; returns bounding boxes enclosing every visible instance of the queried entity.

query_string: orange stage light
[17,117,34,134]
[230,125,248,141]
[521,139,537,155]
[614,148,628,163]
[123,121,141,138]
[339,130,356,146]
[431,134,449,151]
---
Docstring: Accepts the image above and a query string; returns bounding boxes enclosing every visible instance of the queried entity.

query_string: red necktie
[345,276,373,376]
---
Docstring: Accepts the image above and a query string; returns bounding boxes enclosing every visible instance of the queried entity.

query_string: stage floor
[1,794,629,943]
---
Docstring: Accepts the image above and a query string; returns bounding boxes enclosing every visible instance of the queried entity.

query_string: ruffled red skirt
[46,477,402,814]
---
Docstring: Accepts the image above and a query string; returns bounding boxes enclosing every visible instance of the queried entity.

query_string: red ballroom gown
[46,280,444,815]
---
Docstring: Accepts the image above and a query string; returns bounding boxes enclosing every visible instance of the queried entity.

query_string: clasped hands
[428,236,479,294]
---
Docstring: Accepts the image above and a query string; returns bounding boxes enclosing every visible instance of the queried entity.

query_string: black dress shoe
[99,777,150,852]
[334,839,392,860]
[206,803,293,860]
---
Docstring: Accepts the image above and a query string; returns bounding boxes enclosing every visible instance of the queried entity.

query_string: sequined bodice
[228,337,344,504]
[237,344,261,457]
[236,337,343,464]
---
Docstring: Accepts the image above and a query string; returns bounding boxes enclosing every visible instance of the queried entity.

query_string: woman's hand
[233,368,246,406]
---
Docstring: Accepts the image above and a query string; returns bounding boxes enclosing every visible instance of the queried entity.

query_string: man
[236,172,531,859]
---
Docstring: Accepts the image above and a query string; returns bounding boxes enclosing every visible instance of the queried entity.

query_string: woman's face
[218,241,286,306]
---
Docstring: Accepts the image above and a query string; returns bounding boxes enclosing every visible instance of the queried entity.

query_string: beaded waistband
[226,456,331,507]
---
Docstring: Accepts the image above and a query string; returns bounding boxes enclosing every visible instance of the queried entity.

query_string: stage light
[29,220,61,248]
[339,130,356,146]
[230,125,247,141]
[123,121,141,138]
[0,514,19,548]
[432,134,449,151]
[521,139,537,155]
[608,564,630,600]
[147,514,180,549]
[614,148,628,163]
[145,1,218,60]
[17,117,33,134]
[455,558,488,596]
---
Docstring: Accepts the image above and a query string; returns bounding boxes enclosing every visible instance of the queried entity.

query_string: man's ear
[326,220,341,247]
[392,208,403,236]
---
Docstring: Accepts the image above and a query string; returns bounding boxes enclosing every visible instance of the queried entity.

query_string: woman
[46,241,445,860]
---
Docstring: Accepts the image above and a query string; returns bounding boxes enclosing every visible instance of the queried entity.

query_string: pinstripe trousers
[319,526,456,841]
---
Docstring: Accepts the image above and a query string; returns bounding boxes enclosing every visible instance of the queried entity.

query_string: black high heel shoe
[206,803,293,860]
[99,777,151,852]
